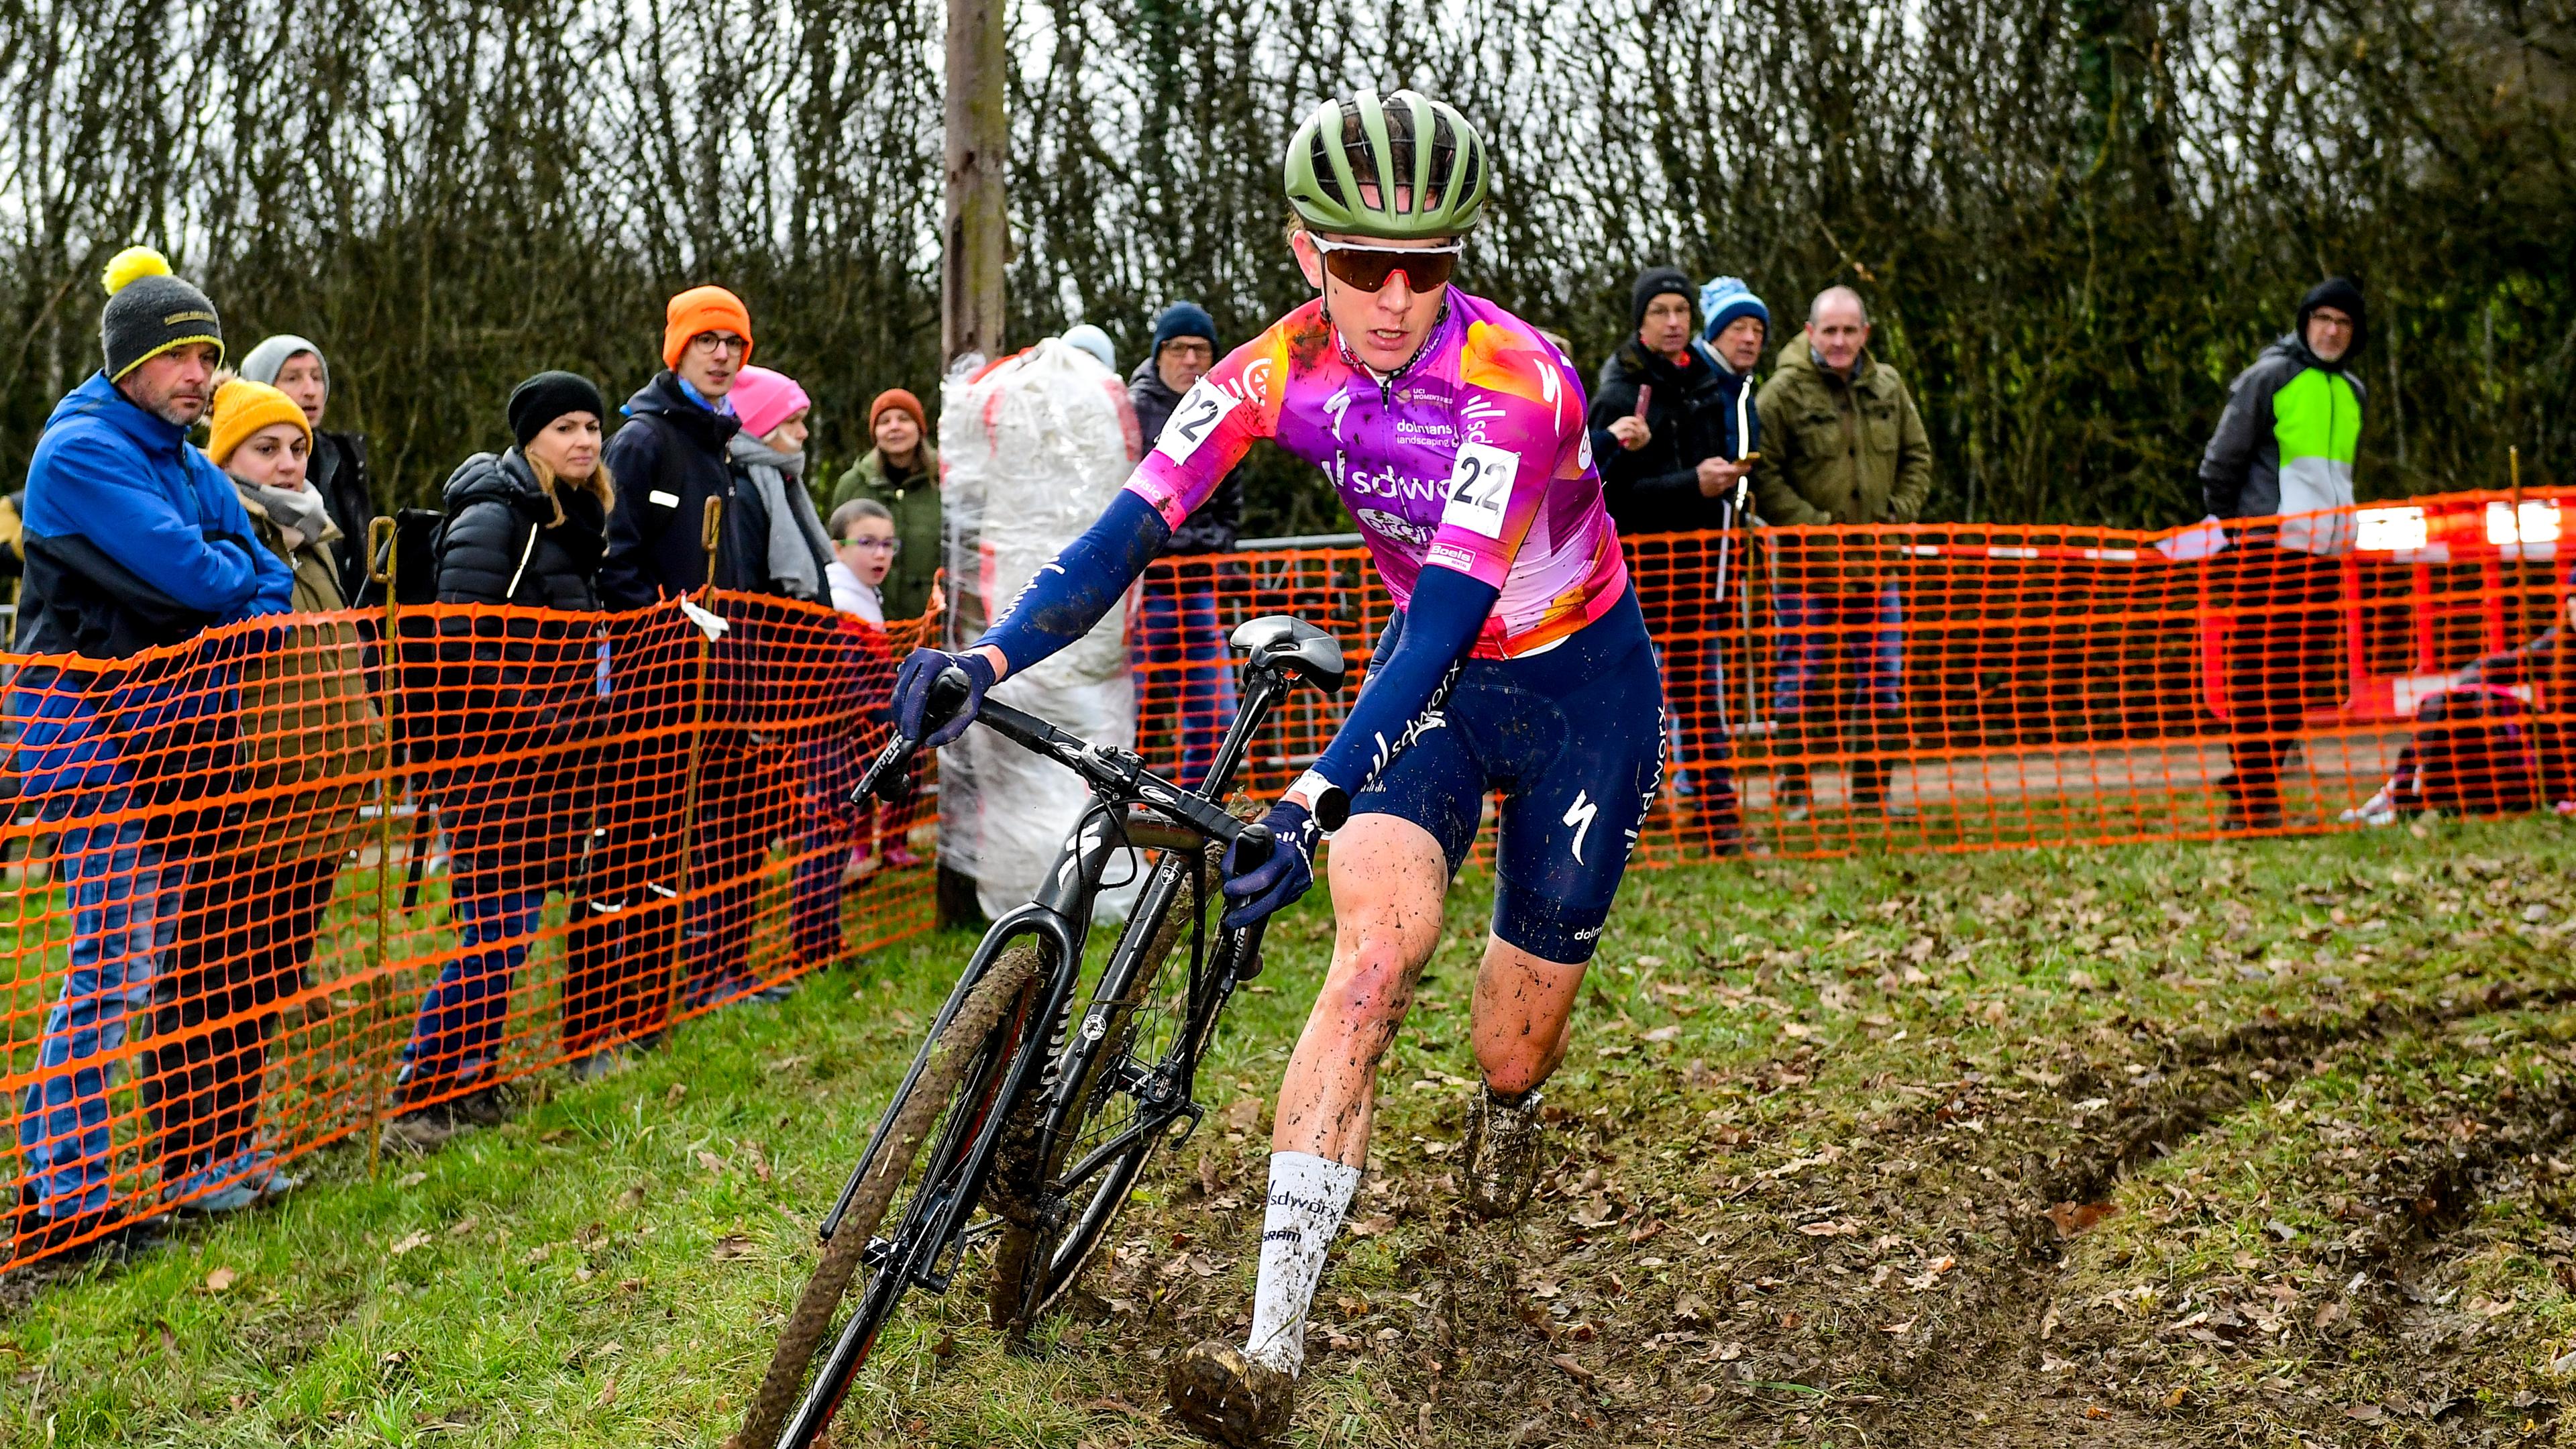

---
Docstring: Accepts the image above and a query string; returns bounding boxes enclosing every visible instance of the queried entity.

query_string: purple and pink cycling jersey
[1126,292,1630,657]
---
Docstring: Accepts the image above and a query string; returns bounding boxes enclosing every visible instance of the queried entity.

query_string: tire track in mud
[1697,979,2576,1445]
[1871,979,2576,1446]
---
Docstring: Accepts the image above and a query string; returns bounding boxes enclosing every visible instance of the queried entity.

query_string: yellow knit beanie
[206,378,311,467]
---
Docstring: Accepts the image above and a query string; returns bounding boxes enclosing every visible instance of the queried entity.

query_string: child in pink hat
[730,365,812,449]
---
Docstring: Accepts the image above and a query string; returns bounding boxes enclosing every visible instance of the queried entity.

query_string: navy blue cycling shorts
[1349,588,1665,964]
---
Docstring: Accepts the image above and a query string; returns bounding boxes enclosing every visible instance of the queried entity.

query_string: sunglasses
[1309,235,1464,292]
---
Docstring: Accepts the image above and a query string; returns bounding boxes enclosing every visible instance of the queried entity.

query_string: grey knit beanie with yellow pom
[99,246,223,381]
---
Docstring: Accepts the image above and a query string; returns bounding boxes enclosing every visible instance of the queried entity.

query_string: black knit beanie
[2295,277,2368,364]
[1631,266,1694,331]
[508,371,608,449]
[99,248,223,382]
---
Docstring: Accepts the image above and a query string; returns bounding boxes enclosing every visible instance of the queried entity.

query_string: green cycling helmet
[1284,89,1491,240]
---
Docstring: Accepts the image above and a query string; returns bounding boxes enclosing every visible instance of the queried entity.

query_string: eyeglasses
[841,537,901,553]
[690,333,751,357]
[1309,235,1464,292]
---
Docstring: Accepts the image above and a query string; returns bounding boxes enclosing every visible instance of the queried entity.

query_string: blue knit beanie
[1699,276,1770,343]
[1152,301,1218,354]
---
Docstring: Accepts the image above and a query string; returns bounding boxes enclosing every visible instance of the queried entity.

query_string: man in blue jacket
[11,248,294,1256]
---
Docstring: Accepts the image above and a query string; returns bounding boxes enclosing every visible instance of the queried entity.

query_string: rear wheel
[987,842,1223,1346]
[729,945,1041,1449]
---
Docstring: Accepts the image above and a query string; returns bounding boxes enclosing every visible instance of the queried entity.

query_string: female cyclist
[889,89,1665,1446]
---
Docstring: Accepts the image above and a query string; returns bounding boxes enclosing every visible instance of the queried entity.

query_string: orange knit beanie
[662,285,755,370]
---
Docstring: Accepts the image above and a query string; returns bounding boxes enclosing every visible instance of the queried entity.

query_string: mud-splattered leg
[1270,812,1451,1168]
[1468,939,1587,1095]
[1216,813,1447,1390]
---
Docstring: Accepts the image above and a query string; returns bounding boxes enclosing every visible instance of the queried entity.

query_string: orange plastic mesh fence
[3,592,931,1267]
[1130,490,2575,862]
[5,490,2562,1268]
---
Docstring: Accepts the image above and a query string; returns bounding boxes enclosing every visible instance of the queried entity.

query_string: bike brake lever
[1230,822,1276,872]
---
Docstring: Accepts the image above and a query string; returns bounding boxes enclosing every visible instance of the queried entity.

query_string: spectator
[828,498,898,624]
[150,380,380,1205]
[829,390,940,620]
[238,335,377,602]
[824,497,926,881]
[2199,277,2367,831]
[1752,284,1932,821]
[1128,301,1243,785]
[389,372,619,1139]
[596,288,800,1010]
[10,248,294,1255]
[726,365,838,605]
[1063,324,1118,374]
[1585,268,1760,853]
[729,363,858,971]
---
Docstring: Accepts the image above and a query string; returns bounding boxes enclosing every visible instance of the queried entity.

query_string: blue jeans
[1136,572,1237,789]
[1772,584,1905,720]
[402,876,546,1085]
[16,793,183,1218]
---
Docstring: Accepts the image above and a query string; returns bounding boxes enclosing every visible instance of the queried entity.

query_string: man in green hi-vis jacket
[2200,276,2367,833]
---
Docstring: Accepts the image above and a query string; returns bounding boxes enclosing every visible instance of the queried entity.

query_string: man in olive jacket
[1750,285,1933,818]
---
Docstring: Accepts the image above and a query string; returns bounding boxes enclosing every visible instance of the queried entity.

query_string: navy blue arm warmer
[975,490,1173,676]
[1307,564,1499,799]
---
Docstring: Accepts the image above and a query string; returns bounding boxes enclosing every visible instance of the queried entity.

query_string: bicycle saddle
[1228,614,1347,694]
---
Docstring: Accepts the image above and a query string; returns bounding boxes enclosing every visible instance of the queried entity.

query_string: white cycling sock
[1241,1150,1362,1376]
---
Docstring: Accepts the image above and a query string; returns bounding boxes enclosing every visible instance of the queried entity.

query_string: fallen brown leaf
[2045,1201,2121,1238]
[664,1082,687,1106]
[203,1267,237,1293]
[1548,1352,1595,1385]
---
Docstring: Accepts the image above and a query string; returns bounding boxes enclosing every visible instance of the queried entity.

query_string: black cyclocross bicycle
[729,614,1347,1449]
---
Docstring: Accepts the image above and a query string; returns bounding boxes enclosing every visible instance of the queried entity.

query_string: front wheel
[729,945,1040,1449]
[988,843,1244,1346]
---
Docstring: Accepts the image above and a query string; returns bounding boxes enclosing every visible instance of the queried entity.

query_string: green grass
[7,815,2576,1446]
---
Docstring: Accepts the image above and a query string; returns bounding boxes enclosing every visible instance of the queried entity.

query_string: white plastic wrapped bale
[936,337,1149,920]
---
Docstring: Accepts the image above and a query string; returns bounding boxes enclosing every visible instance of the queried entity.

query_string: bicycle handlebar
[852,667,1277,862]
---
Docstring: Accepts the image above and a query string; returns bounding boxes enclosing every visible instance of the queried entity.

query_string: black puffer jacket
[1129,356,1242,554]
[1587,339,1754,536]
[310,429,377,602]
[425,449,610,879]
[597,371,761,608]
[436,449,606,612]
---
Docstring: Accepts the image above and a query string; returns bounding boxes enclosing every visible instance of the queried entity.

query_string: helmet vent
[1424,109,1458,213]
[1309,115,1347,207]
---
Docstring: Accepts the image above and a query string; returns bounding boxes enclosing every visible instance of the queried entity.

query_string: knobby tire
[987,840,1225,1344]
[729,946,1040,1449]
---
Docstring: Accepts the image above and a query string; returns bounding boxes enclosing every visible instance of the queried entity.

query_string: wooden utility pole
[942,0,1006,369]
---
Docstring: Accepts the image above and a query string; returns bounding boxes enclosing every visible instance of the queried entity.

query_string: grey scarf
[243,480,337,555]
[727,434,835,602]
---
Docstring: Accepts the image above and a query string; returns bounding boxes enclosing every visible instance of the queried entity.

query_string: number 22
[1175,396,1222,443]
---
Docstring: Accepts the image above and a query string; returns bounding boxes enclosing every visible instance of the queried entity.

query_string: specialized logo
[1322,386,1352,440]
[1562,790,1598,864]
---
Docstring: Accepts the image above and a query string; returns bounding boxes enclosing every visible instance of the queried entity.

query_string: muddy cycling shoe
[1460,1083,1545,1220]
[1167,1340,1295,1448]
